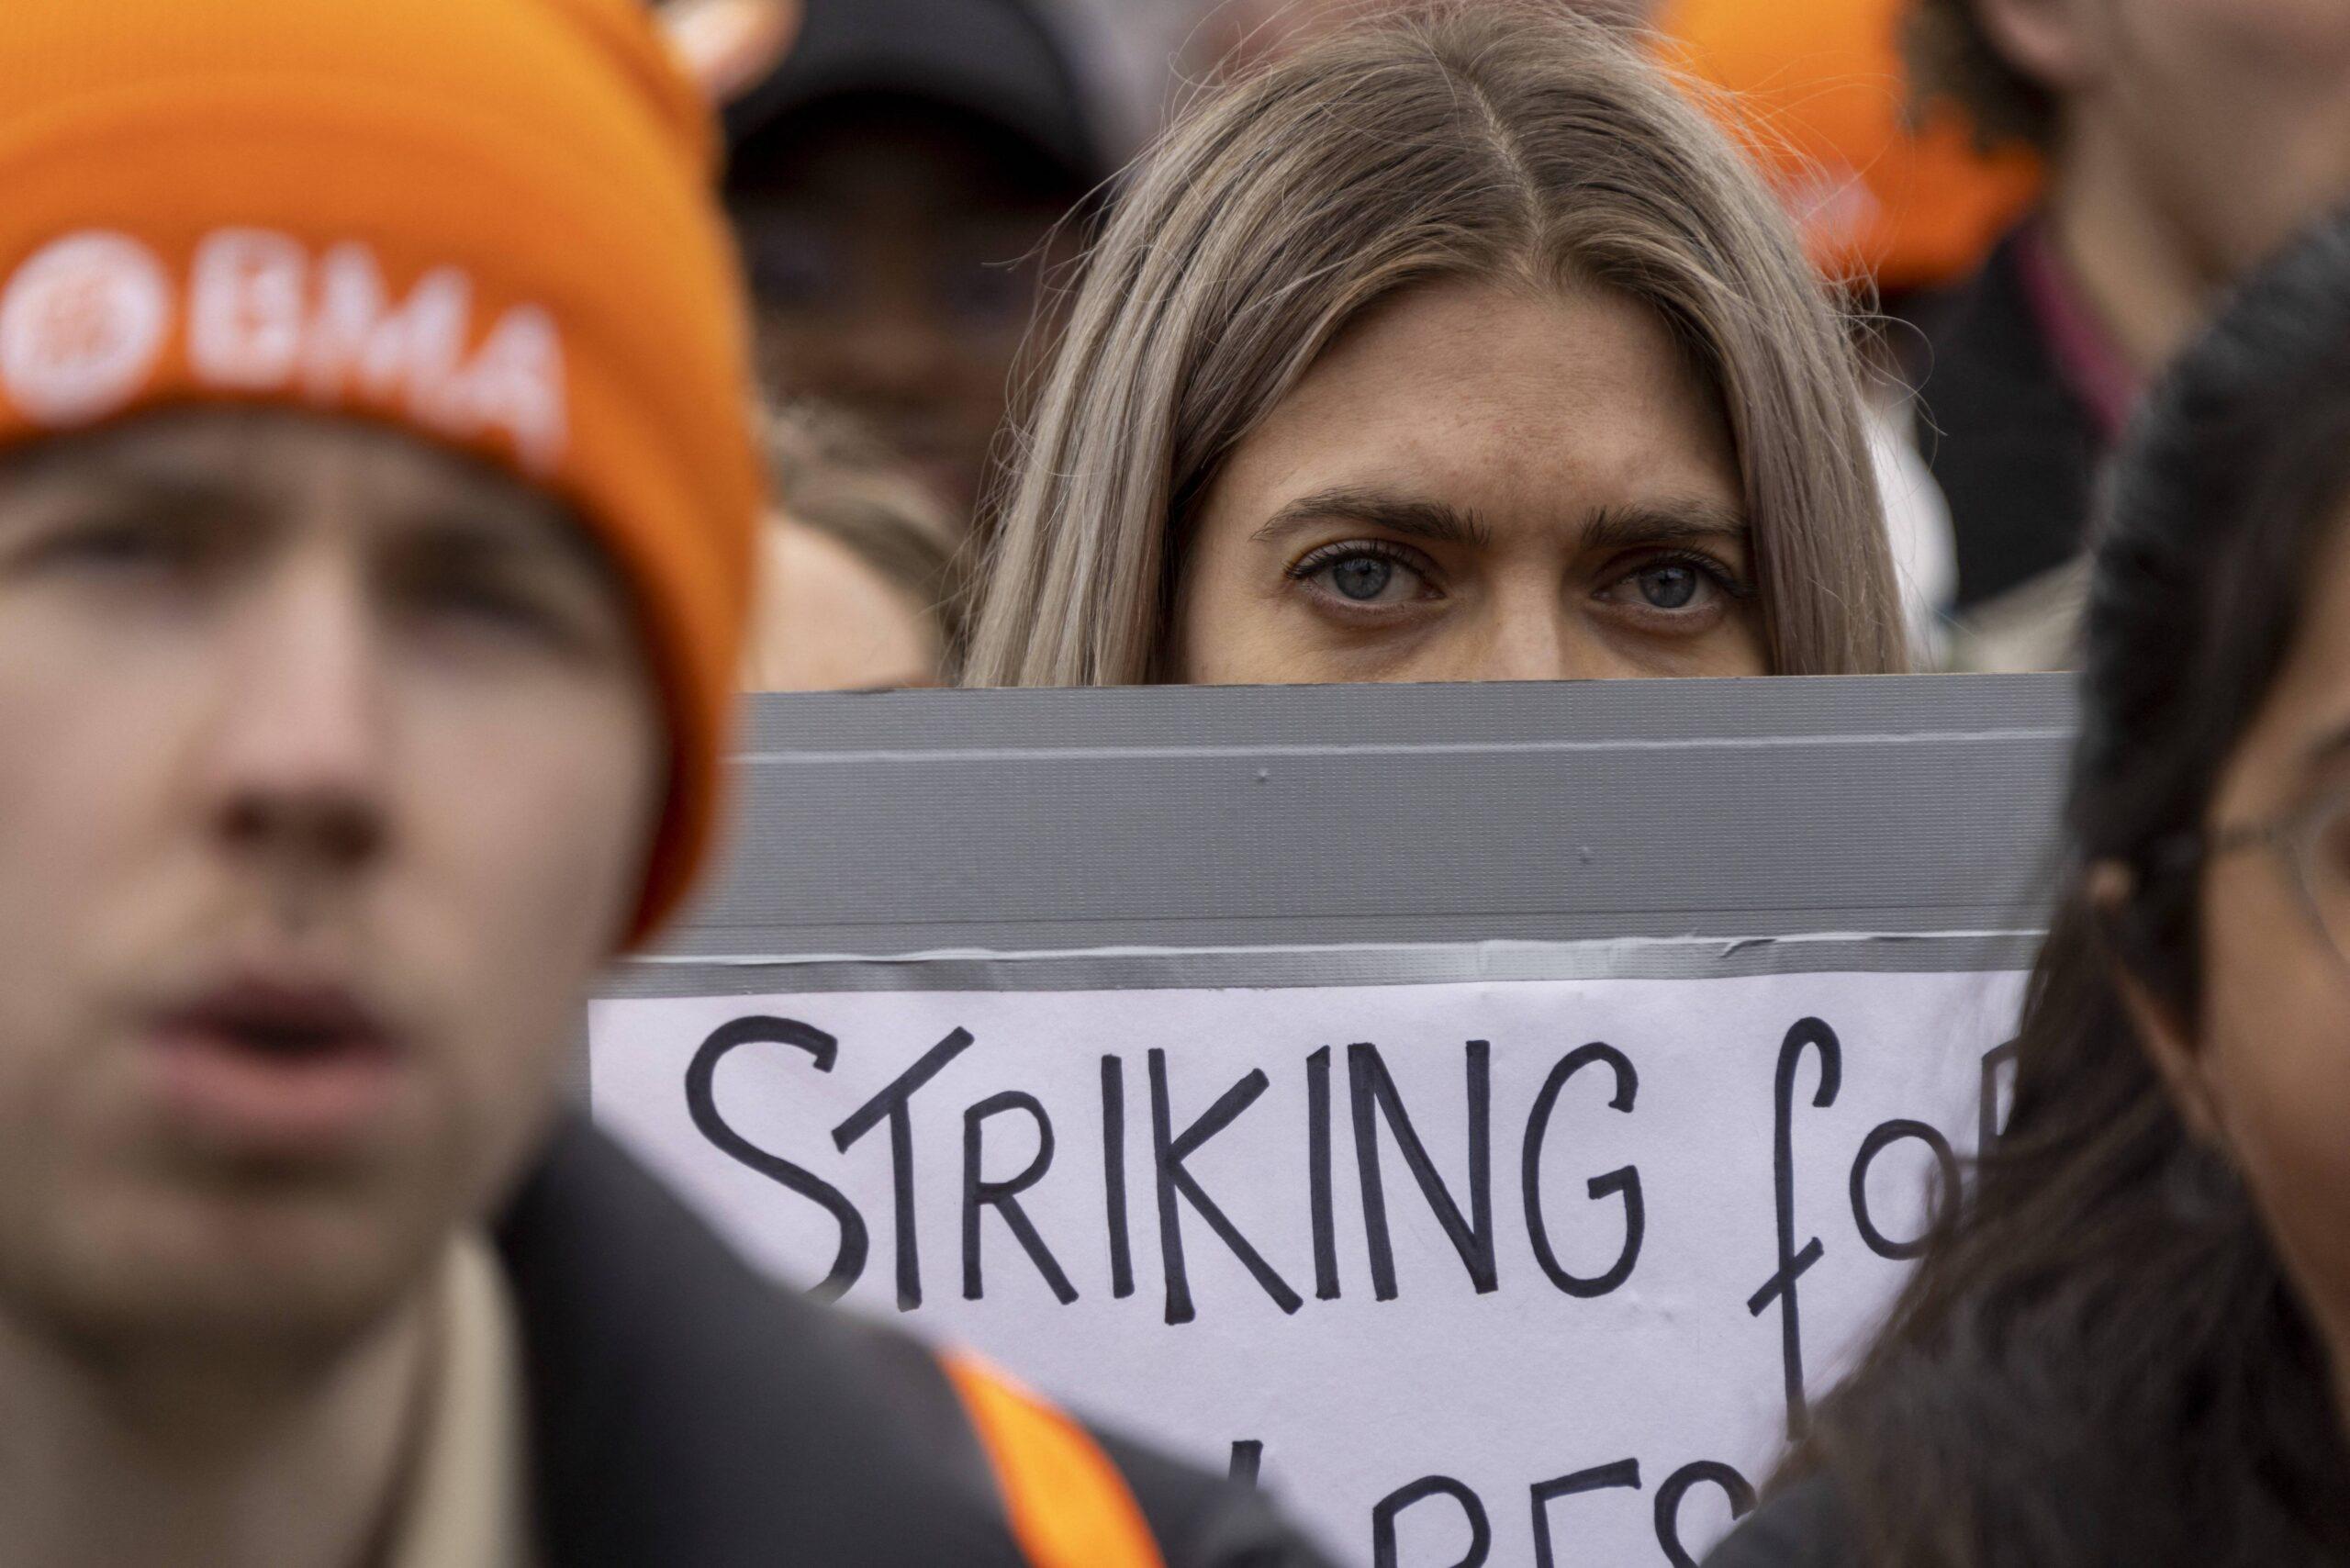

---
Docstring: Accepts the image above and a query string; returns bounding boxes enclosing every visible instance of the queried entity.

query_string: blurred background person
[721,0,1118,524]
[682,0,2350,678]
[964,3,1908,689]
[1709,207,2350,1567]
[660,0,972,695]
[743,408,966,690]
[1894,0,2350,666]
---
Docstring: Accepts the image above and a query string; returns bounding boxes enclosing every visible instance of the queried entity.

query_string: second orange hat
[1656,0,2042,294]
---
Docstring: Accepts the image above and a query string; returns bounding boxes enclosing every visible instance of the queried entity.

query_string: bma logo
[0,232,173,426]
[0,229,567,471]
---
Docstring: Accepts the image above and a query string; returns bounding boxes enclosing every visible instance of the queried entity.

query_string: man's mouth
[148,978,408,1156]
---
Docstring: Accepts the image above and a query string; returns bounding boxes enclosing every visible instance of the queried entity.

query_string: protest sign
[589,676,2070,1565]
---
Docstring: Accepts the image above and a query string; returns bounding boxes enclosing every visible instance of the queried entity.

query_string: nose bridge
[1476,577,1583,683]
[200,535,391,853]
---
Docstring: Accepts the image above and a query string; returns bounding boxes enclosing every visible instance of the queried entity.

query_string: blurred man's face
[0,410,662,1354]
[730,100,1080,519]
[2111,0,2350,275]
[2009,0,2350,278]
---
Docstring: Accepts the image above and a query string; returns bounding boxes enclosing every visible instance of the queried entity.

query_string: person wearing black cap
[722,0,1108,524]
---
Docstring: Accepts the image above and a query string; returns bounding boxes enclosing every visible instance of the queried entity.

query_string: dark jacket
[1900,230,2106,612]
[497,1116,1334,1568]
[1701,1477,1855,1568]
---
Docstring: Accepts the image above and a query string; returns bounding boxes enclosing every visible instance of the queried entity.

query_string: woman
[1707,208,2350,1565]
[963,1,1908,687]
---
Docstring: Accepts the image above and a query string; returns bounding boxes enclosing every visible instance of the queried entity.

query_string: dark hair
[1905,0,2053,152]
[1783,206,2350,1563]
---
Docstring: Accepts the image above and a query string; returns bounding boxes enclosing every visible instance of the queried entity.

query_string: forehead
[1221,276,1737,527]
[0,408,592,553]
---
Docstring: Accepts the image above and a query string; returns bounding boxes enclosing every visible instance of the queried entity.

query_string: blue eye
[1637,563,1700,610]
[1292,541,1434,609]
[1328,555,1393,601]
[1603,550,1751,619]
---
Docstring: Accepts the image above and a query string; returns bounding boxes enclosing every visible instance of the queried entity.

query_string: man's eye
[37,518,202,574]
[410,574,570,644]
[4,513,228,593]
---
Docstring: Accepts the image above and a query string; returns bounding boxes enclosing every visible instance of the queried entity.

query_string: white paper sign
[589,969,2024,1566]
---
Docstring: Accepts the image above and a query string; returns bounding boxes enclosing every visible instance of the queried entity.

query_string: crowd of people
[711,0,2350,690]
[0,0,2344,1563]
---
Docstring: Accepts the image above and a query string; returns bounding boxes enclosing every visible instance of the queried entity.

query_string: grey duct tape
[612,674,2075,988]
[604,931,2048,997]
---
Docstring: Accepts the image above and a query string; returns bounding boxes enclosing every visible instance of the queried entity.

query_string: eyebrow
[397,496,608,577]
[1252,487,1495,549]
[0,435,614,591]
[1579,500,1753,554]
[1251,488,1751,557]
[391,502,638,626]
[0,461,252,523]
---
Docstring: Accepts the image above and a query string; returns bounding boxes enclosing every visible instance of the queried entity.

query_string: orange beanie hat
[0,0,762,939]
[1655,0,2042,294]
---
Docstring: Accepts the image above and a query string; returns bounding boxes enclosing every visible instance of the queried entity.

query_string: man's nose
[196,554,391,874]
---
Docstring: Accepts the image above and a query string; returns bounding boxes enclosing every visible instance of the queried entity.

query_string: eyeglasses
[2203,786,2350,972]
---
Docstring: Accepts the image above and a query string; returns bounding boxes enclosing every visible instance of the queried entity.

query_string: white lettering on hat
[0,232,173,425]
[0,226,569,471]
[434,304,566,475]
[305,245,471,411]
[189,230,309,389]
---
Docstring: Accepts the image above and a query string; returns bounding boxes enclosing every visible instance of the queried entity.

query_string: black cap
[723,0,1107,188]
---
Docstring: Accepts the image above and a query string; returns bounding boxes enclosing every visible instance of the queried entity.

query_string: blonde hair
[964,1,1907,685]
